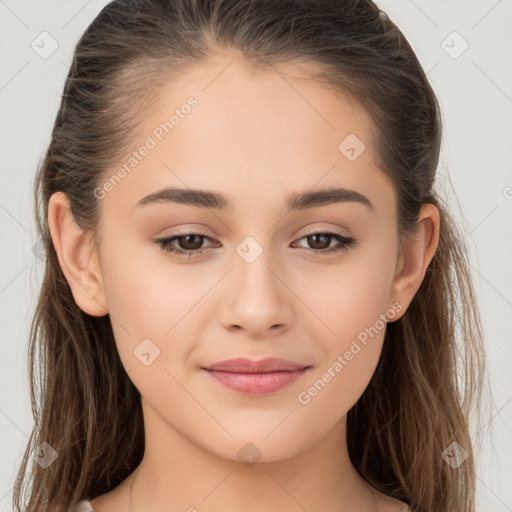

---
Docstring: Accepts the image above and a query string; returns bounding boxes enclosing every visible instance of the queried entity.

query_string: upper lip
[203,357,309,373]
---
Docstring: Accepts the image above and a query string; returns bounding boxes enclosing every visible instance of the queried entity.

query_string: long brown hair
[14,1,488,510]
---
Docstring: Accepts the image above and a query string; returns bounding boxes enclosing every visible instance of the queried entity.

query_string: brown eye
[155,230,356,259]
[155,232,216,258]
[174,234,205,251]
[294,232,356,254]
[306,233,332,250]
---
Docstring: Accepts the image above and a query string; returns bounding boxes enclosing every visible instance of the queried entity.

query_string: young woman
[14,1,486,511]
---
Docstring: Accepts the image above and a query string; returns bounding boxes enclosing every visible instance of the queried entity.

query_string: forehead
[101,51,396,220]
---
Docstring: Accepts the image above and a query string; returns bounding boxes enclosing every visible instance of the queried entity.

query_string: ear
[387,203,440,322]
[47,191,108,317]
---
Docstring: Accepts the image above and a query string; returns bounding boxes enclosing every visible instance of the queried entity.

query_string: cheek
[295,285,389,425]
[301,244,395,345]
[99,243,174,368]
[101,230,192,331]
[100,242,216,378]
[294,244,395,409]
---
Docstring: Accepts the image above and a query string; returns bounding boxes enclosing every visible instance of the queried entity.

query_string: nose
[218,246,294,339]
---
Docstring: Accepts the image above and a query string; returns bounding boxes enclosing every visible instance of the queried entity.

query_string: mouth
[201,357,312,396]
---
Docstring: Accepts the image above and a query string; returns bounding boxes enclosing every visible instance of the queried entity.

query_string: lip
[204,357,308,373]
[202,357,312,396]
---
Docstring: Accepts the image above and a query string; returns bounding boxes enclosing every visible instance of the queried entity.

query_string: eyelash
[155,230,356,258]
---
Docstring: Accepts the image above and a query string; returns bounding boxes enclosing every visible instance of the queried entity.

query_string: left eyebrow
[133,186,375,213]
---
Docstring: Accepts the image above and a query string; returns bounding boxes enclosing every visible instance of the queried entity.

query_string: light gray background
[1,1,511,510]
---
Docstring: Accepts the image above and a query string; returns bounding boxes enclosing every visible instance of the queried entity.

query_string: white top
[75,500,97,512]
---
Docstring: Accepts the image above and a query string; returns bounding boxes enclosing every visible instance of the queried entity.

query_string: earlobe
[387,203,440,322]
[47,191,108,317]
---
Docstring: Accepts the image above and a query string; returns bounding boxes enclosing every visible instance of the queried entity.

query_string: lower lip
[203,368,310,395]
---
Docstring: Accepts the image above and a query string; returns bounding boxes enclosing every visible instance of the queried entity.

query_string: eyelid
[296,225,350,238]
[154,226,356,258]
[155,226,350,244]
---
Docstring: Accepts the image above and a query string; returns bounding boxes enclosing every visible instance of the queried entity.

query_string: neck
[124,402,378,512]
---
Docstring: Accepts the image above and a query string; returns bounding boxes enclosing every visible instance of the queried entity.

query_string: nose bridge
[218,232,294,336]
[234,233,283,304]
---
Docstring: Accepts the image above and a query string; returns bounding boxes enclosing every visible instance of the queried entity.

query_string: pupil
[309,234,330,249]
[181,235,202,250]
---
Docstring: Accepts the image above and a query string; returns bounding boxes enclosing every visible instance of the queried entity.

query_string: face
[73,53,408,462]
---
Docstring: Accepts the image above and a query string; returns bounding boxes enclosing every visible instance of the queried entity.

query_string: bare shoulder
[382,498,412,512]
[372,489,412,512]
[89,488,124,512]
[379,496,412,512]
[89,493,118,512]
[393,503,412,512]
[89,473,134,512]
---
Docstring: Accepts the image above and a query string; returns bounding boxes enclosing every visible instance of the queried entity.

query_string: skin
[48,50,439,512]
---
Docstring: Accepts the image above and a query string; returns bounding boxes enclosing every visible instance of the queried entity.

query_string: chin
[203,432,313,466]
